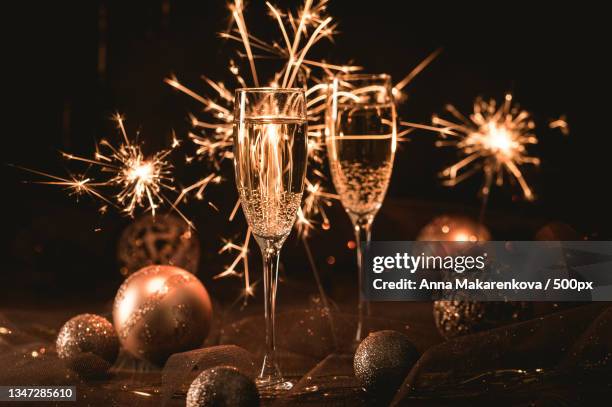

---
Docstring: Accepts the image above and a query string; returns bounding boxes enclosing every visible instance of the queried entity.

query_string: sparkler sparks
[166,0,357,301]
[549,115,570,136]
[11,166,112,207]
[17,114,191,227]
[393,48,442,103]
[296,178,338,238]
[217,227,255,306]
[420,94,541,203]
[166,0,438,304]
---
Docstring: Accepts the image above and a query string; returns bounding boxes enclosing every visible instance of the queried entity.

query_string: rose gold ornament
[112,265,213,365]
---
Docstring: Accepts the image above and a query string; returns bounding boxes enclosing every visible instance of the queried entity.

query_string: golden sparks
[165,0,439,303]
[17,114,191,227]
[549,115,570,136]
[430,94,540,201]
[166,0,358,302]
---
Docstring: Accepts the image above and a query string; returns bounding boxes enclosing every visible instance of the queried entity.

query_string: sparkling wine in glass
[233,88,307,394]
[325,74,396,343]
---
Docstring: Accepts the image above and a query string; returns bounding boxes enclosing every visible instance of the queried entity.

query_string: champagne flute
[233,88,308,393]
[325,74,397,343]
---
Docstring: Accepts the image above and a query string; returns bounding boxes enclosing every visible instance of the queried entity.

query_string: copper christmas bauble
[112,265,213,365]
[56,314,119,377]
[186,366,260,407]
[534,221,580,241]
[417,215,491,242]
[117,213,200,276]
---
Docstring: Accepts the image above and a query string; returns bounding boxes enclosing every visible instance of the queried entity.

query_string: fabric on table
[391,303,612,406]
[1,303,610,406]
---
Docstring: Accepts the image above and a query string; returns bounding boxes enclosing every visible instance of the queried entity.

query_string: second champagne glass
[233,88,308,393]
[325,73,397,343]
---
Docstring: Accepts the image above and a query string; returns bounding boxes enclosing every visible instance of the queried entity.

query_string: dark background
[5,1,610,306]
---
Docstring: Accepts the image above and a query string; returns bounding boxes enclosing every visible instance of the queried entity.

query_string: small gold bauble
[186,366,260,407]
[56,314,119,377]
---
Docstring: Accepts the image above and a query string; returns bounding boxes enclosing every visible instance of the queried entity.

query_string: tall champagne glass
[325,74,396,342]
[233,88,307,392]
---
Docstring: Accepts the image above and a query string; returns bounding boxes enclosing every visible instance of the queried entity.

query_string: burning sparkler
[400,91,570,224]
[12,166,113,209]
[17,114,191,227]
[433,94,540,202]
[401,94,542,221]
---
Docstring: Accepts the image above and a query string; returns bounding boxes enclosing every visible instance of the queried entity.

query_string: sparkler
[17,114,191,227]
[433,94,539,202]
[401,94,543,220]
[400,92,570,225]
[11,166,113,210]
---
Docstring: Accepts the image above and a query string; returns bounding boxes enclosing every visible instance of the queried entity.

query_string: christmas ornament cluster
[53,214,540,405]
[56,264,213,376]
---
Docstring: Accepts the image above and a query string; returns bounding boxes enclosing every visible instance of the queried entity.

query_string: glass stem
[259,240,282,381]
[352,215,373,343]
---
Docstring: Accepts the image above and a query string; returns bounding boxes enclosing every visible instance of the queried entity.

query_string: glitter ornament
[418,216,528,340]
[353,330,419,398]
[186,366,260,407]
[433,300,533,339]
[56,314,119,377]
[113,265,212,365]
[117,213,200,276]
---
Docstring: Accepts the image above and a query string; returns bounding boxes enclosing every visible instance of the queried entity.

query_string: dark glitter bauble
[353,330,419,397]
[113,265,213,365]
[186,366,260,407]
[117,213,200,276]
[433,300,533,339]
[56,314,119,377]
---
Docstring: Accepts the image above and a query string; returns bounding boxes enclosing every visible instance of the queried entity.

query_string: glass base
[255,376,294,398]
